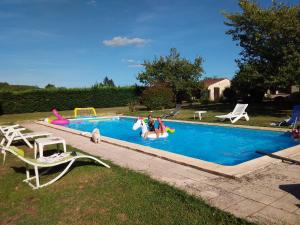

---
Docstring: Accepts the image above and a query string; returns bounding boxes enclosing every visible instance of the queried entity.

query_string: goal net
[74,107,97,118]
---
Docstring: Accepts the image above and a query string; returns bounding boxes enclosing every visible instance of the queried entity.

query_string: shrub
[128,99,138,112]
[223,87,237,102]
[289,92,300,105]
[273,96,287,105]
[247,89,265,102]
[0,87,137,114]
[199,89,210,103]
[141,85,174,110]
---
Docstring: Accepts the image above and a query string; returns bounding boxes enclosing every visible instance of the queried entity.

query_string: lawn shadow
[10,146,106,178]
[11,160,105,178]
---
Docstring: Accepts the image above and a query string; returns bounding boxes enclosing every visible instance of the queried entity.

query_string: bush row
[0,87,137,114]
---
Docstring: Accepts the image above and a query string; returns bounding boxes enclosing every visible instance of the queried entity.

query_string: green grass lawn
[0,145,253,225]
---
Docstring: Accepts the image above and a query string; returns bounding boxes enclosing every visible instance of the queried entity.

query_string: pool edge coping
[35,116,300,179]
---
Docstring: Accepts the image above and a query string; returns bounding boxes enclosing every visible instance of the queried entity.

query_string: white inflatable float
[147,132,168,139]
[132,118,168,139]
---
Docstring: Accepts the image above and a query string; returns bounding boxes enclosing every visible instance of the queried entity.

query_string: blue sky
[0,0,299,88]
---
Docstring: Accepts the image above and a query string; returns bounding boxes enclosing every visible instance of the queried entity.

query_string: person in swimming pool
[157,117,166,134]
[147,115,155,131]
[147,115,159,137]
[292,124,300,139]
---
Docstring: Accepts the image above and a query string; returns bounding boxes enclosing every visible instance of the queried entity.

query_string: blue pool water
[66,117,298,166]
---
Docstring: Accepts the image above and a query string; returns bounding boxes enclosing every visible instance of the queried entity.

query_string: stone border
[35,116,300,178]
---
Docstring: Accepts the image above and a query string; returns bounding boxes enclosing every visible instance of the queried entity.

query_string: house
[202,78,231,101]
[291,85,300,93]
[264,85,299,99]
[265,89,290,99]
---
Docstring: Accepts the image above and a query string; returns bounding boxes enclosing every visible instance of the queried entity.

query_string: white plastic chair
[0,124,21,134]
[1,145,110,189]
[0,127,52,149]
[215,104,249,123]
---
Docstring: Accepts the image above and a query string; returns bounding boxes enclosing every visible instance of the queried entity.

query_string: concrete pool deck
[22,121,300,225]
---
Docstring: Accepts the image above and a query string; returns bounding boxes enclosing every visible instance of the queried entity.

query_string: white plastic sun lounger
[215,104,249,123]
[0,127,52,149]
[1,145,110,189]
[0,124,21,134]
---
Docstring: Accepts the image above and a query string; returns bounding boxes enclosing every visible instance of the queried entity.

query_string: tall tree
[45,84,56,89]
[103,76,115,87]
[224,0,300,98]
[137,48,204,102]
[92,76,115,89]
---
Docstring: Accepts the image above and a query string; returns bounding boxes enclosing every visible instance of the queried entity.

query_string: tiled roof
[202,78,228,88]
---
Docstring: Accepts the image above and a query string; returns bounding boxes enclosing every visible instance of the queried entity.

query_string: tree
[141,84,174,110]
[224,0,300,99]
[137,48,204,102]
[45,84,56,89]
[91,76,115,89]
[0,82,9,88]
[103,76,115,87]
[0,82,39,92]
[223,87,237,102]
[231,63,265,102]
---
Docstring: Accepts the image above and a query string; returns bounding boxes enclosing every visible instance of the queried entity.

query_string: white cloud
[121,59,135,63]
[128,64,143,68]
[121,58,143,68]
[87,0,96,6]
[103,36,150,47]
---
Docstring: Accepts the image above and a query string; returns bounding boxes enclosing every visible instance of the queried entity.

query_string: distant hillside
[0,82,40,92]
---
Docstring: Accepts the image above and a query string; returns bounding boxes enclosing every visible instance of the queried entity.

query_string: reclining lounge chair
[0,127,52,149]
[1,145,110,189]
[271,105,300,127]
[215,104,249,123]
[0,124,21,134]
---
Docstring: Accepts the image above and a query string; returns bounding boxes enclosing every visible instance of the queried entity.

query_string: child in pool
[147,115,160,138]
[292,125,300,139]
[147,115,155,131]
[157,117,166,134]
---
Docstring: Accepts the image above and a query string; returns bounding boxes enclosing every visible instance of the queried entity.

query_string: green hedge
[141,85,174,109]
[0,87,137,114]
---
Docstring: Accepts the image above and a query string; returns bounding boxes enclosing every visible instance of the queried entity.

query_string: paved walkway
[23,122,300,225]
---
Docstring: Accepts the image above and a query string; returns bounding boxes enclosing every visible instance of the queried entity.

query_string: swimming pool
[66,117,298,166]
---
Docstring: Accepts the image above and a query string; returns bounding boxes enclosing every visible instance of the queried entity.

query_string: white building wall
[291,85,300,93]
[208,79,231,101]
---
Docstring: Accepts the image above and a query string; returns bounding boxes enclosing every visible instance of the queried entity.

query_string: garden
[1,1,300,224]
